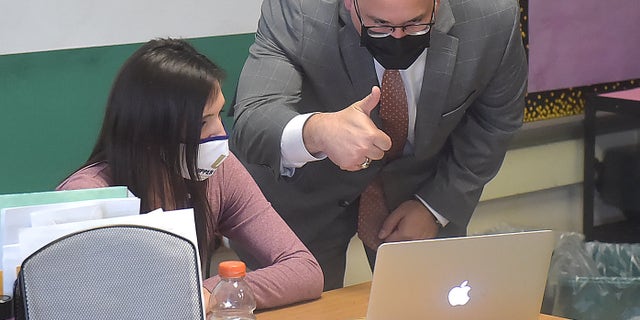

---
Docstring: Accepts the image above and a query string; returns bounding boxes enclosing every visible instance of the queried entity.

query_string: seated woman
[57,38,323,310]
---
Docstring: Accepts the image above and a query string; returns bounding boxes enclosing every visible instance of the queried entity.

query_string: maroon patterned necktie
[358,69,408,250]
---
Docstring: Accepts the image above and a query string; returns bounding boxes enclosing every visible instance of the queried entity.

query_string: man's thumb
[358,86,381,116]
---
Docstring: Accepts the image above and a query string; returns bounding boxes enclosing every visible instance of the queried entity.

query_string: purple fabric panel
[528,0,640,93]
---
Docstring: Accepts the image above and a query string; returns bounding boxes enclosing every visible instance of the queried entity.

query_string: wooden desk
[256,282,568,320]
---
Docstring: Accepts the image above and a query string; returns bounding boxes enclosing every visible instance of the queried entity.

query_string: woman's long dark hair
[86,38,225,265]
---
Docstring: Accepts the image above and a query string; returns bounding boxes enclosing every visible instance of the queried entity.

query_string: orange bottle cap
[218,260,247,278]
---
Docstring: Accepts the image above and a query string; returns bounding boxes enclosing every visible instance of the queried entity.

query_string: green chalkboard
[0,33,255,194]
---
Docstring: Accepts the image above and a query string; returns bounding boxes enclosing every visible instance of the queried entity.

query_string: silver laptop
[366,230,556,320]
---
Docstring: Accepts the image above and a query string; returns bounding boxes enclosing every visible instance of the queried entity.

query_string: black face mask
[360,30,431,70]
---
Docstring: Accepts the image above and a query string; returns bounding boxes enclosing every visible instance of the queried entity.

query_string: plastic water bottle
[209,260,256,320]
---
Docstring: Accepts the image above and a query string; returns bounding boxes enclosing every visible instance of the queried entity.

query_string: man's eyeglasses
[354,0,436,38]
[362,23,434,38]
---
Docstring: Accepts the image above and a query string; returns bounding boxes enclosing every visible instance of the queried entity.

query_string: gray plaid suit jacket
[231,0,526,246]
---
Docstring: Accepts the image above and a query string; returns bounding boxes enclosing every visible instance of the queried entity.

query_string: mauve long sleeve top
[56,153,323,309]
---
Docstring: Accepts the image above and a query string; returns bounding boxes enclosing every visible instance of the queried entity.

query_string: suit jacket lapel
[338,3,381,125]
[414,0,459,157]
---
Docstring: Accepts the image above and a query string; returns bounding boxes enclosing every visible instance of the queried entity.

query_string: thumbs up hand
[353,86,381,117]
[303,86,392,171]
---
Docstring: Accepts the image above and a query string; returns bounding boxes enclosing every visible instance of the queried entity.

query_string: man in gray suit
[230,0,527,290]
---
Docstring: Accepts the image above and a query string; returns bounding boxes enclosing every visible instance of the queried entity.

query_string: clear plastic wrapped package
[543,232,640,320]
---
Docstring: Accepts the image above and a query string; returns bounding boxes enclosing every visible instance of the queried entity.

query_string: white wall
[473,129,639,234]
[0,0,261,55]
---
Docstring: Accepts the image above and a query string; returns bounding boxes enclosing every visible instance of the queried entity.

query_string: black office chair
[13,225,205,320]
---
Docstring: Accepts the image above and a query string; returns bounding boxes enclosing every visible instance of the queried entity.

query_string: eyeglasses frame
[353,0,437,38]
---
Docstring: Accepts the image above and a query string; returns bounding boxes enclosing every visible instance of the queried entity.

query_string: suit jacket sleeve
[231,0,305,177]
[417,3,527,234]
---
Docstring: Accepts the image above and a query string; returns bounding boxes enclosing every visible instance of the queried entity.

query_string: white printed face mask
[180,136,229,181]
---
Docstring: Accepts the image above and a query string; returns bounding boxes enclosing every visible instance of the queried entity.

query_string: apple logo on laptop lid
[448,281,471,306]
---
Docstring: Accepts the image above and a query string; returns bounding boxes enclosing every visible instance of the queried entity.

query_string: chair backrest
[14,225,205,320]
